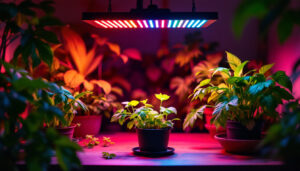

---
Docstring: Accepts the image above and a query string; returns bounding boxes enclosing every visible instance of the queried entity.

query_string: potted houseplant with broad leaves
[206,51,293,153]
[46,88,91,139]
[73,94,121,137]
[111,93,179,156]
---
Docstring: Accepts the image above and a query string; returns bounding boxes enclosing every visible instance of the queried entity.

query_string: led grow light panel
[82,12,217,29]
[90,19,214,29]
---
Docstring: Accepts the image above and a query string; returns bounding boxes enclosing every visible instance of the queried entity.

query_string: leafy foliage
[102,152,116,159]
[102,137,115,147]
[233,0,300,43]
[0,62,81,171]
[46,89,91,127]
[0,0,62,69]
[85,135,100,148]
[111,94,179,129]
[186,51,294,128]
[262,101,300,165]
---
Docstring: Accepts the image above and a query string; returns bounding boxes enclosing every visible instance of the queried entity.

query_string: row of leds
[94,19,207,29]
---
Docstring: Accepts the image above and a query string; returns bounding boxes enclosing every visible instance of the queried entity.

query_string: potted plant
[73,93,121,137]
[186,51,293,153]
[111,93,179,155]
[46,88,90,139]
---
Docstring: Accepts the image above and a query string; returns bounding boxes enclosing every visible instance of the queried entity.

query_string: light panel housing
[82,12,217,29]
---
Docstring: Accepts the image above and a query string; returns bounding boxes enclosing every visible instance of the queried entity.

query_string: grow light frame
[82,12,217,29]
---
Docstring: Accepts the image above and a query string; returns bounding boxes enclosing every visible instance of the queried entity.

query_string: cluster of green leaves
[233,0,300,43]
[46,89,91,127]
[261,101,300,165]
[85,135,100,148]
[0,0,62,69]
[0,62,81,171]
[102,152,116,159]
[111,93,179,129]
[185,51,293,129]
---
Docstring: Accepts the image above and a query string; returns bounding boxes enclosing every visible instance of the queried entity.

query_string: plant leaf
[90,80,112,94]
[272,71,293,92]
[226,51,241,71]
[259,63,274,74]
[63,70,85,88]
[234,60,248,77]
[155,93,170,101]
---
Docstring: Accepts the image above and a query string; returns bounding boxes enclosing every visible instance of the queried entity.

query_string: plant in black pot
[192,51,294,153]
[111,93,179,156]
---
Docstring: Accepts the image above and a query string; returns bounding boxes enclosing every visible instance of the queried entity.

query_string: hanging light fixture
[82,0,218,29]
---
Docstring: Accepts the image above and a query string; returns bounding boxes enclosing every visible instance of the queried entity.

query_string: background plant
[46,90,91,127]
[0,0,62,71]
[233,0,300,43]
[111,93,179,129]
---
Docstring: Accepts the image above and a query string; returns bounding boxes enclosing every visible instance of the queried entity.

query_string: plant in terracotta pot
[210,52,293,140]
[185,51,293,153]
[46,89,90,139]
[111,93,179,155]
[73,93,121,137]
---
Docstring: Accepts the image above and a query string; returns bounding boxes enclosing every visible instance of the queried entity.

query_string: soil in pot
[73,115,102,137]
[137,128,170,152]
[226,120,262,140]
[55,124,76,139]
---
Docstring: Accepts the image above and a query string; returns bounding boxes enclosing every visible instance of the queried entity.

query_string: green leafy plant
[46,90,91,127]
[185,51,293,129]
[233,0,300,43]
[102,137,115,147]
[261,101,300,165]
[111,93,179,129]
[85,135,100,148]
[0,62,81,171]
[102,152,116,159]
[0,0,62,70]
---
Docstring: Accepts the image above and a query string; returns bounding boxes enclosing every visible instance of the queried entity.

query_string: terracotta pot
[55,125,76,139]
[204,124,226,138]
[204,107,225,138]
[226,120,262,140]
[73,115,102,137]
[204,107,214,125]
[137,128,170,152]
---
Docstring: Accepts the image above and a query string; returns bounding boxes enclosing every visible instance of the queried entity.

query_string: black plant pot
[226,120,262,140]
[137,128,171,152]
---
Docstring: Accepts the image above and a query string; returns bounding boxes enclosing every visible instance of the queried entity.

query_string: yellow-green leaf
[259,63,274,74]
[199,78,211,87]
[155,93,170,101]
[226,51,241,70]
[128,100,139,107]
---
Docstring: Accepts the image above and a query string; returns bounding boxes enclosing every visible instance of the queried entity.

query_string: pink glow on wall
[268,27,300,98]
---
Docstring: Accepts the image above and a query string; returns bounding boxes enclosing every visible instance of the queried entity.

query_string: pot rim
[136,127,171,131]
[55,124,77,129]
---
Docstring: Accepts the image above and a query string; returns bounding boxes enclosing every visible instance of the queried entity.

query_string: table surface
[71,133,281,167]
